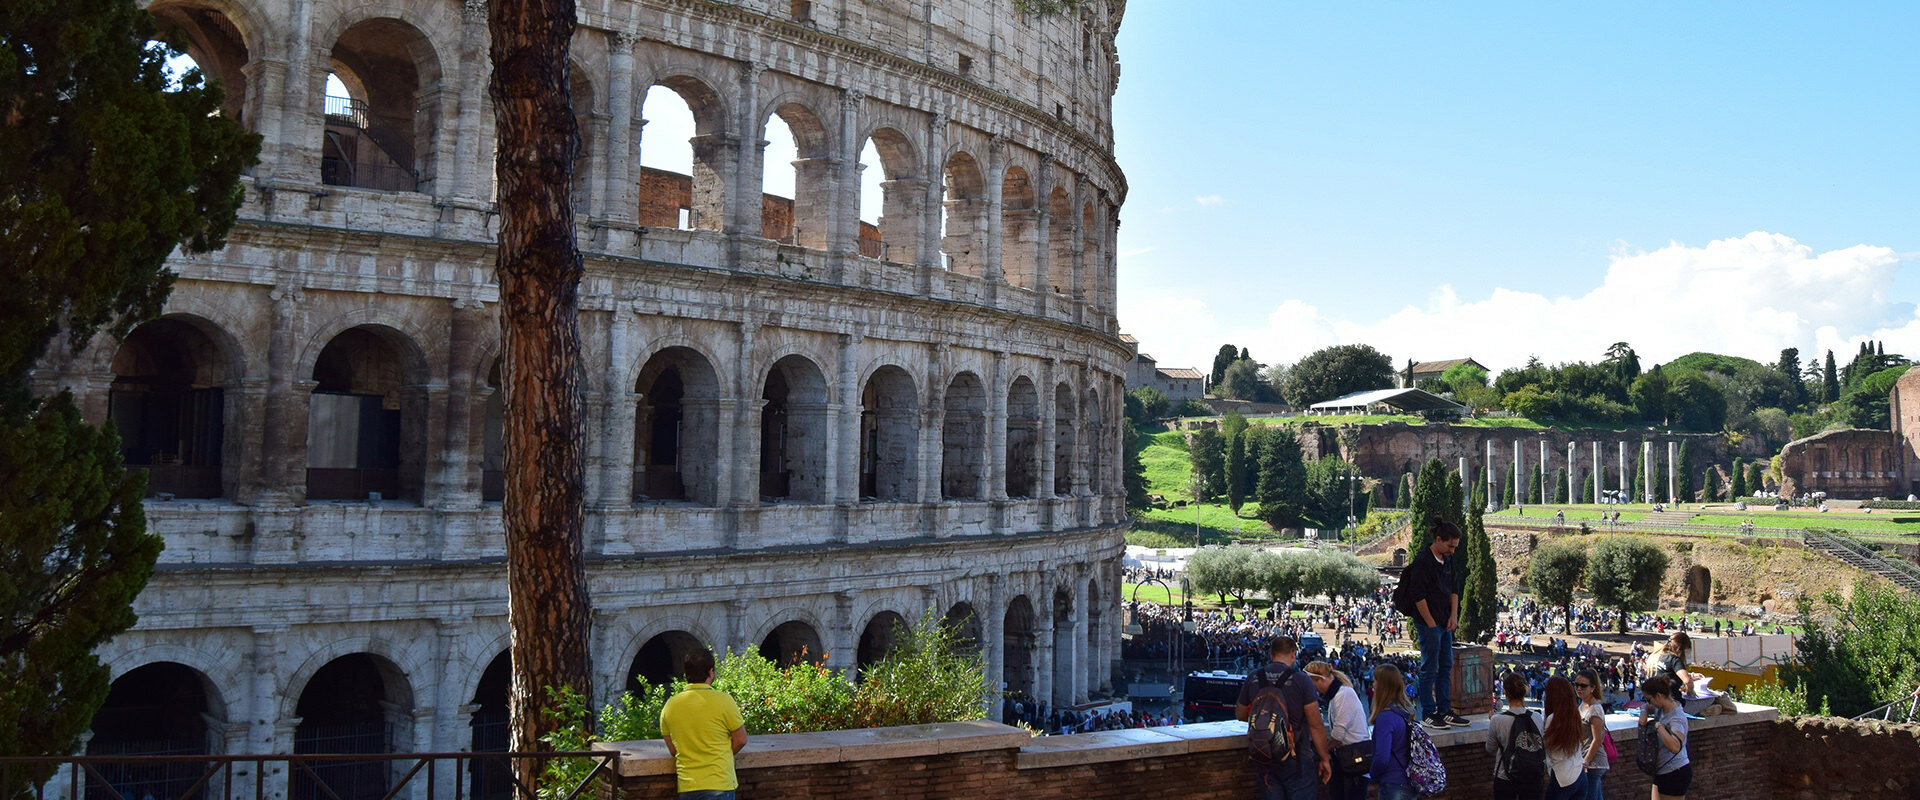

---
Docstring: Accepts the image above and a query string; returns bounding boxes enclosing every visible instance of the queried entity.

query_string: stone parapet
[601,705,1791,799]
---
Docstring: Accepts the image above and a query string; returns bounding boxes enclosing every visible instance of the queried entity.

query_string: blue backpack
[1392,708,1449,796]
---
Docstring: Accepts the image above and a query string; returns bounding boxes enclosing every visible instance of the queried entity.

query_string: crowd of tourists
[999,697,1183,734]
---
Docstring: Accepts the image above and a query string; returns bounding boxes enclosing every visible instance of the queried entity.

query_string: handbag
[1635,716,1671,776]
[1333,739,1373,776]
[1602,728,1620,763]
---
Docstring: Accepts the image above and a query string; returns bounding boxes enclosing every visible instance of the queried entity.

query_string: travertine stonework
[35,0,1131,773]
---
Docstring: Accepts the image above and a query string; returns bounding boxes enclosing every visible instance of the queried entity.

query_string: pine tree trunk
[487,0,592,787]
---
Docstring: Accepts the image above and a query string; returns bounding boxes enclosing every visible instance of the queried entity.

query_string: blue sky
[1112,2,1920,375]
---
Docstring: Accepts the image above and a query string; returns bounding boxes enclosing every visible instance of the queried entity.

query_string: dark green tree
[1629,449,1644,502]
[1677,442,1696,502]
[1,0,256,774]
[1776,348,1807,408]
[1787,583,1920,718]
[1748,461,1767,495]
[1527,537,1589,633]
[1210,344,1241,389]
[1582,474,1595,503]
[1122,419,1150,510]
[1255,427,1307,531]
[1587,536,1670,634]
[1224,413,1249,513]
[1501,466,1515,507]
[1730,457,1747,499]
[1189,427,1226,502]
[1703,467,1720,502]
[1279,344,1396,408]
[1219,358,1266,402]
[1406,457,1451,555]
[1604,342,1642,383]
[1529,464,1543,506]
[1553,467,1567,504]
[1126,386,1167,424]
[1459,485,1498,643]
[1822,350,1840,403]
[1397,472,1413,508]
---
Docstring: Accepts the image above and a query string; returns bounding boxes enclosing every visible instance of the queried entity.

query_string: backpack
[1636,712,1673,776]
[1497,710,1548,787]
[1391,574,1420,619]
[1393,708,1449,797]
[1246,667,1299,766]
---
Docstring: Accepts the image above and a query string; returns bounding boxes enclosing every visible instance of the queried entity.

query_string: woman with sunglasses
[1573,668,1609,800]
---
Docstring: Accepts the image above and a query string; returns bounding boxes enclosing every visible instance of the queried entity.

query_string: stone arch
[1046,186,1074,294]
[1085,575,1103,691]
[633,346,722,505]
[943,601,982,655]
[1081,200,1101,301]
[857,610,909,677]
[297,308,437,384]
[941,151,986,276]
[860,364,919,501]
[148,1,257,123]
[638,70,731,231]
[627,630,707,691]
[321,16,444,192]
[306,324,431,502]
[1001,164,1038,289]
[467,651,512,800]
[1003,595,1037,698]
[291,652,417,800]
[761,97,834,248]
[857,124,923,263]
[569,62,598,216]
[1082,385,1106,493]
[1054,382,1077,496]
[942,371,987,500]
[1686,565,1712,605]
[759,619,825,666]
[760,353,831,503]
[609,615,720,693]
[109,316,237,498]
[86,661,228,799]
[1006,375,1040,497]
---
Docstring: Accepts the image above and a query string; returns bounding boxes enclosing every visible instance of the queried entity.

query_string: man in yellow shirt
[660,648,748,799]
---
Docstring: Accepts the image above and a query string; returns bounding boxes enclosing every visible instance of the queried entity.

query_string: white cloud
[1194,194,1225,207]
[1122,232,1916,376]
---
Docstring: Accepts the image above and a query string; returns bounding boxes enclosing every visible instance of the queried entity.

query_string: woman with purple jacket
[1369,664,1418,800]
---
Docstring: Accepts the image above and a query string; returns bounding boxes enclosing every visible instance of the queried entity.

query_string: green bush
[1862,500,1920,510]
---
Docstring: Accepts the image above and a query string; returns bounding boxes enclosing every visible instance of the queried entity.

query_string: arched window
[1001,166,1037,289]
[293,655,414,800]
[87,662,225,800]
[761,355,830,503]
[860,366,919,501]
[468,653,511,800]
[149,3,251,123]
[308,326,424,502]
[628,631,706,692]
[941,152,986,276]
[858,128,922,264]
[638,80,726,231]
[1003,596,1036,698]
[1054,383,1077,496]
[322,19,441,192]
[633,347,721,505]
[1005,377,1039,497]
[109,318,229,498]
[942,372,987,500]
[760,620,823,666]
[761,103,831,249]
[1046,187,1074,294]
[857,611,908,677]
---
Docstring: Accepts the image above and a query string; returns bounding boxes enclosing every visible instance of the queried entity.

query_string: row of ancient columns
[1480,439,1681,509]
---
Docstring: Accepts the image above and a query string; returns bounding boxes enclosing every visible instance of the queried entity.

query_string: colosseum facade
[33,0,1131,777]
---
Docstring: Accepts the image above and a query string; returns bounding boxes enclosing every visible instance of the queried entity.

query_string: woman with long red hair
[1542,676,1590,799]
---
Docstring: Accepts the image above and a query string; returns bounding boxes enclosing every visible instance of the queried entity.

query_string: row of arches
[103,314,1119,505]
[154,1,1119,303]
[86,586,1109,800]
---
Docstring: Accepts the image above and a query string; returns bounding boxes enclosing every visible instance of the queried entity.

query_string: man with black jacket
[1401,517,1468,730]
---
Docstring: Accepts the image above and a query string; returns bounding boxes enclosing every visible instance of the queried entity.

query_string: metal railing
[1802,529,1920,590]
[0,751,619,800]
[324,95,370,129]
[1851,685,1920,725]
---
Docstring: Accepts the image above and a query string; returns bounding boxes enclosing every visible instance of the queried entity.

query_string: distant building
[1119,335,1205,404]
[1403,358,1488,388]
[1779,368,1920,499]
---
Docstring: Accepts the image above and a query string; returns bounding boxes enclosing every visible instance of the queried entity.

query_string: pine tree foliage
[1,0,255,770]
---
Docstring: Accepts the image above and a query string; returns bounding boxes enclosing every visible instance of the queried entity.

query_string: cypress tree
[1731,457,1747,499]
[1704,466,1721,502]
[1823,351,1840,402]
[1529,465,1543,505]
[1583,473,1596,503]
[1630,451,1644,502]
[1748,461,1767,495]
[1676,442,1695,502]
[1554,467,1568,504]
[1460,484,1499,644]
[1398,472,1414,507]
[1502,467,1515,506]
[1226,431,1247,513]
[1407,457,1450,555]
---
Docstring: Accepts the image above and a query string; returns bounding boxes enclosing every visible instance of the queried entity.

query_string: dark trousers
[1493,776,1545,800]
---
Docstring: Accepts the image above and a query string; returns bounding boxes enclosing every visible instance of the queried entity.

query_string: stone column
[982,136,1007,303]
[1032,155,1053,312]
[1485,438,1498,511]
[1056,608,1080,706]
[1458,457,1469,513]
[452,0,490,202]
[1069,180,1087,323]
[983,575,1004,714]
[240,58,289,178]
[599,306,636,506]
[1539,439,1548,504]
[730,61,767,237]
[830,591,858,674]
[1038,359,1058,530]
[1592,442,1601,501]
[726,600,751,656]
[271,0,316,182]
[438,299,486,509]
[829,88,864,277]
[1642,441,1653,503]
[249,626,290,800]
[1034,611,1055,713]
[918,113,948,294]
[1513,440,1524,506]
[988,351,1009,501]
[732,322,762,509]
[834,334,860,506]
[1618,441,1627,496]
[1668,440,1678,503]
[1568,442,1577,502]
[919,344,948,504]
[602,33,638,225]
[259,285,307,505]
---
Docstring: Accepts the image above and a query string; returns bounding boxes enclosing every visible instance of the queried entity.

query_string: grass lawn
[1488,507,1648,523]
[1135,424,1276,544]
[1681,512,1920,536]
[1122,581,1187,605]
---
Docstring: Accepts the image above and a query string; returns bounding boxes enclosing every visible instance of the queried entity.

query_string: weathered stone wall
[1779,428,1907,500]
[604,707,1788,800]
[1895,369,1920,495]
[1770,716,1920,799]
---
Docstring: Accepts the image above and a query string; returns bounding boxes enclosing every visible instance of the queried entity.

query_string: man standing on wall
[1401,517,1469,730]
[661,649,749,799]
[1236,636,1334,799]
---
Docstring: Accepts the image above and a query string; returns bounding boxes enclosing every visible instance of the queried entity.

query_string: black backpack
[1391,575,1420,619]
[1498,710,1548,786]
[1246,667,1300,766]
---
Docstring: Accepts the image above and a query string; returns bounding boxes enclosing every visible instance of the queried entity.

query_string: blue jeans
[1259,768,1318,800]
[1545,771,1588,800]
[1582,768,1606,800]
[679,793,735,800]
[1415,621,1454,718]
[1375,783,1416,800]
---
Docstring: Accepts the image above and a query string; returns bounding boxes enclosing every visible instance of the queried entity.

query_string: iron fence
[0,751,618,800]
